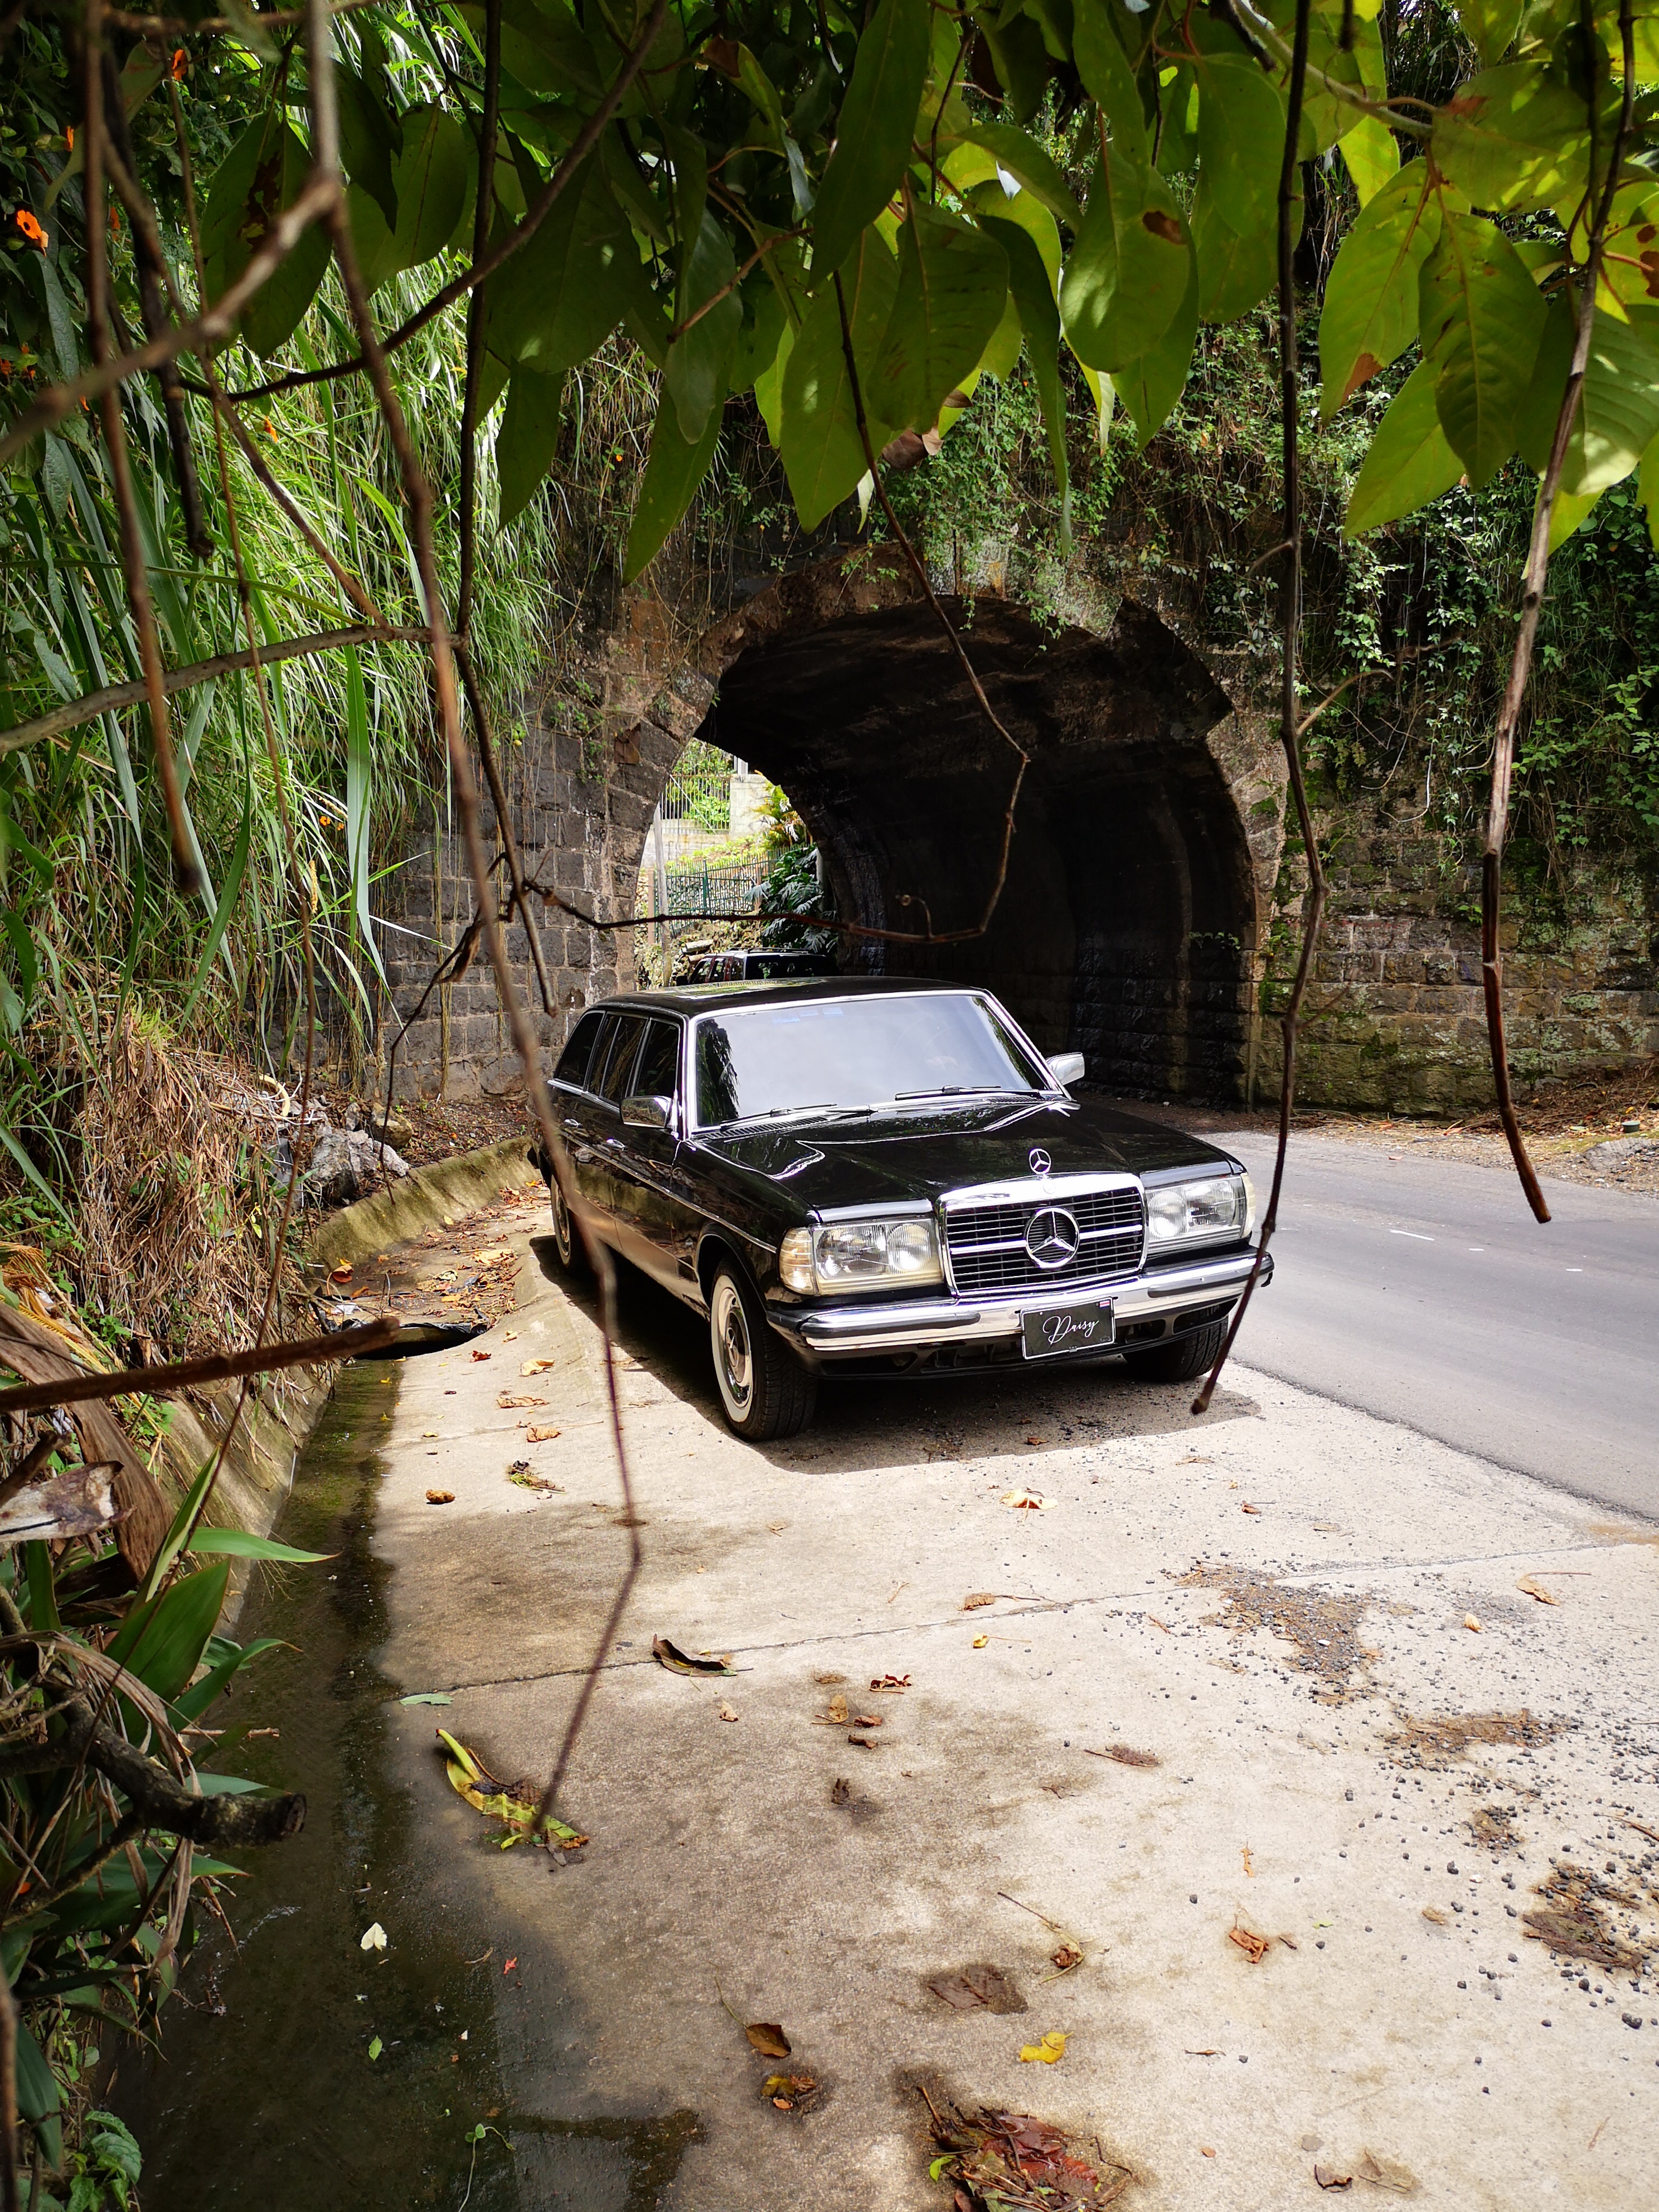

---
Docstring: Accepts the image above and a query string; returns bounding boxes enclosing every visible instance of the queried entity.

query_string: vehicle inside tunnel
[689,579,1260,1103]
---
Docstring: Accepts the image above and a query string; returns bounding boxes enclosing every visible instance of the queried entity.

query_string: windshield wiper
[892,1084,1035,1102]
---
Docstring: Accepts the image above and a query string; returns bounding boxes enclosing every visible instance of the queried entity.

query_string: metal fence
[660,853,768,919]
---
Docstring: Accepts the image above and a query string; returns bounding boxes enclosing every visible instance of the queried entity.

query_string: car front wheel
[546,1175,591,1279]
[709,1263,817,1441]
[1119,1317,1228,1385]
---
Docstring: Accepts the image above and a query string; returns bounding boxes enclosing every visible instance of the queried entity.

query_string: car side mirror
[622,1093,673,1130]
[1046,1051,1086,1089]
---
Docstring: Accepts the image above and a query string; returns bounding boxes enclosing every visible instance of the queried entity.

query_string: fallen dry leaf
[1025,1435,1046,1445]
[869,1673,911,1692]
[426,1489,455,1505]
[474,1248,513,1263]
[1050,1944,1082,1972]
[717,1702,739,1723]
[1278,1934,1299,1951]
[815,1672,846,1686]
[928,1964,1025,2014]
[329,1262,353,1282]
[1018,2030,1066,2064]
[963,1592,998,1611]
[360,1922,387,1951]
[1463,1614,1483,1632]
[972,1634,989,1648]
[745,2022,790,2058]
[503,1956,517,1975]
[1001,1488,1054,1511]
[470,1349,492,1362]
[506,1467,561,1494]
[850,1713,883,1728]
[520,1357,556,1375]
[525,1425,561,1443]
[762,2071,818,2111]
[1314,2165,1353,2191]
[1516,1575,1560,1605]
[830,1777,851,1806]
[1354,2149,1417,2194]
[1241,1846,1255,1877]
[1420,1907,1449,1927]
[652,1636,735,1677]
[1228,1923,1270,1965]
[821,1694,849,1725]
[1240,1502,1262,1515]
[498,1393,547,1409]
[848,1733,881,1747]
[1201,2147,1216,2158]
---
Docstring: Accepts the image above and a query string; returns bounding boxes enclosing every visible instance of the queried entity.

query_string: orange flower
[14,210,47,250]
[65,125,74,152]
[261,416,278,442]
[171,47,188,80]
[108,205,122,236]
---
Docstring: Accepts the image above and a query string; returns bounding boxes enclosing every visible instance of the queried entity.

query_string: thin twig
[0,1318,395,1417]
[0,625,431,755]
[1479,0,1634,1224]
[1194,0,1320,1417]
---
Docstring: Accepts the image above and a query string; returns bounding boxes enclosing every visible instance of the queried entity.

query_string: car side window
[553,1008,605,1090]
[595,1014,647,1105]
[632,1018,680,1108]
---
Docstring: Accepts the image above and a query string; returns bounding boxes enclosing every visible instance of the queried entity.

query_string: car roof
[591,976,971,1017]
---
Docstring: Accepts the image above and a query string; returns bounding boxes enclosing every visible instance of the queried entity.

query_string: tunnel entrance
[688,560,1263,1104]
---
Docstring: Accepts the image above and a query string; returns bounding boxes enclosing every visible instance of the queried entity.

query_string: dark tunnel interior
[691,593,1260,1103]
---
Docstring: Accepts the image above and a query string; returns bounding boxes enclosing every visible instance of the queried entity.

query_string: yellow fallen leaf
[360,1922,387,1951]
[972,1634,989,1648]
[1001,1489,1054,1511]
[474,1248,513,1263]
[521,1357,556,1375]
[718,1702,739,1722]
[1516,1576,1560,1605]
[1463,1613,1482,1632]
[1019,2030,1066,2064]
[525,1425,561,1443]
[437,1729,586,1850]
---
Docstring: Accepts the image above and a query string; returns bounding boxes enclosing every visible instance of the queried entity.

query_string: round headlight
[1147,1186,1187,1241]
[884,1220,937,1273]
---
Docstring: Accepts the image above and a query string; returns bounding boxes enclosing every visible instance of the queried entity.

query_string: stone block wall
[1256,802,1659,1112]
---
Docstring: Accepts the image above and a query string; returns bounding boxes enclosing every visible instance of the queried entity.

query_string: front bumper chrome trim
[782,1246,1267,1358]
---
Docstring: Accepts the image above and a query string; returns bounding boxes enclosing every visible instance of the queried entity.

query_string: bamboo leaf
[1420,210,1547,486]
[1344,356,1464,536]
[810,0,931,280]
[342,644,389,989]
[1319,164,1442,420]
[181,783,253,1020]
[187,1529,333,1563]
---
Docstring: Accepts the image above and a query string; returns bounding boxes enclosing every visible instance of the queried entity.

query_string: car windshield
[691,993,1048,1129]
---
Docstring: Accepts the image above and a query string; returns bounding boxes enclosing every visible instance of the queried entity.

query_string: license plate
[1021,1299,1114,1360]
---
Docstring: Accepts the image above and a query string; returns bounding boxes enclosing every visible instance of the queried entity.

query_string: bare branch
[1194,0,1322,1417]
[0,1318,396,1418]
[0,624,431,755]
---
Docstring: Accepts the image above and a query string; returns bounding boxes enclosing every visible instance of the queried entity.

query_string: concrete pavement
[359,1206,1659,2211]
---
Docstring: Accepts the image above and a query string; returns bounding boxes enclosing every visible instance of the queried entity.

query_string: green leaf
[132,1451,219,1613]
[872,201,1008,435]
[1563,307,1659,497]
[1193,52,1287,238]
[780,228,899,530]
[1073,0,1150,168]
[1639,426,1659,551]
[186,1529,334,1564]
[1419,210,1548,486]
[1190,172,1278,326]
[121,1564,230,1705]
[1060,149,1191,372]
[810,0,931,280]
[624,389,725,580]
[389,104,470,273]
[491,158,648,375]
[13,2025,60,2123]
[181,781,253,1020]
[173,1637,288,1725]
[336,66,401,229]
[961,122,1081,231]
[1112,243,1200,450]
[1338,111,1400,207]
[1344,356,1464,535]
[1454,0,1526,65]
[495,368,565,528]
[368,2034,383,2061]
[1515,288,1576,471]
[1430,63,1591,215]
[1545,480,1602,550]
[665,213,743,444]
[982,215,1070,539]
[976,9,1053,123]
[1319,164,1442,420]
[201,114,329,360]
[498,0,600,99]
[754,317,794,449]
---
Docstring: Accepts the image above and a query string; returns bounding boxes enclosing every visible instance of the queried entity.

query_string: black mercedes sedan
[533,979,1269,1440]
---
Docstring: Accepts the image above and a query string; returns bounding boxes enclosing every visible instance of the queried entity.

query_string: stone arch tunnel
[685,560,1276,1103]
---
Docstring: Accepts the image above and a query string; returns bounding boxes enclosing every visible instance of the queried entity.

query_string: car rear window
[632,1018,681,1105]
[554,1009,605,1089]
[595,1014,648,1104]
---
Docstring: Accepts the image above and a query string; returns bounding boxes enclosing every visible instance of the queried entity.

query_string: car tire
[708,1262,817,1441]
[1119,1317,1227,1385]
[546,1174,591,1280]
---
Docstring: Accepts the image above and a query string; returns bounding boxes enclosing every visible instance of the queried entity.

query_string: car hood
[696,1097,1240,1211]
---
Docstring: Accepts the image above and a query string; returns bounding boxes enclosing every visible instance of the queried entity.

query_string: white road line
[1389,1230,1434,1240]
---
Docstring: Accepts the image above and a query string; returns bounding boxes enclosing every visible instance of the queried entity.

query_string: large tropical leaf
[1345,357,1464,535]
[1319,164,1442,420]
[871,201,1008,436]
[780,229,899,531]
[1071,0,1149,168]
[981,215,1070,535]
[810,0,931,280]
[1112,246,1200,451]
[624,389,725,580]
[1429,63,1591,214]
[1419,210,1547,486]
[665,214,743,444]
[1193,52,1287,238]
[1060,148,1191,372]
[201,114,329,358]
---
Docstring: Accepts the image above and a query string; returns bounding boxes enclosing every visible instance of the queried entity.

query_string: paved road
[1217,1132,1658,1517]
